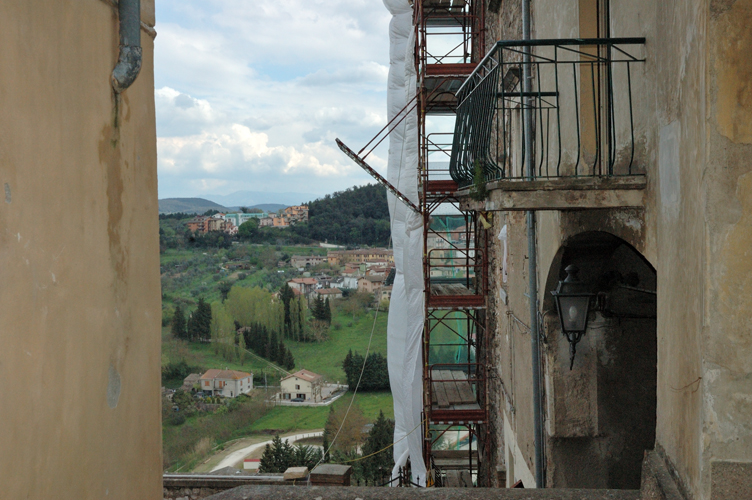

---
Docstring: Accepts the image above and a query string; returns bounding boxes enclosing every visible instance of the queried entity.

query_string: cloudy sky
[154,0,394,204]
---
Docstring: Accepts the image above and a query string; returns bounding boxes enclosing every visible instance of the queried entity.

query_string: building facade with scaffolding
[340,0,752,497]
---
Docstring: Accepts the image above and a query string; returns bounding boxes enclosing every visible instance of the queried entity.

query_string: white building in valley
[278,369,324,402]
[199,369,253,398]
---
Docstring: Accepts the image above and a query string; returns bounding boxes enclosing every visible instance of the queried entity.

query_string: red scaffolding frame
[415,0,489,487]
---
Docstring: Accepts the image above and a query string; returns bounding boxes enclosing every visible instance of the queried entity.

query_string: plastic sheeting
[382,0,426,487]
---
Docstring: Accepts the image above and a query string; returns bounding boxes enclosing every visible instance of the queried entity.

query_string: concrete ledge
[458,177,647,211]
[204,485,640,500]
[164,474,308,488]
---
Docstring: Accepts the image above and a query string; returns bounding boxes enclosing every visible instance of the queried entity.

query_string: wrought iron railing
[449,38,646,186]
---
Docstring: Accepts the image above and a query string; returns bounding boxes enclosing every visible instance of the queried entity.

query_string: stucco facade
[279,369,323,402]
[0,1,161,499]
[200,369,253,398]
[476,1,752,498]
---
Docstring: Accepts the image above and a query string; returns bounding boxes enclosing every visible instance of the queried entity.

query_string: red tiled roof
[316,288,342,295]
[200,369,252,381]
[289,278,318,285]
[281,369,322,383]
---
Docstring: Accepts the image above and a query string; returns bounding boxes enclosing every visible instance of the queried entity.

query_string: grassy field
[246,391,393,434]
[286,307,388,382]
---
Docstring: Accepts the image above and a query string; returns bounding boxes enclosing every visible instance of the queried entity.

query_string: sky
[154,0,394,204]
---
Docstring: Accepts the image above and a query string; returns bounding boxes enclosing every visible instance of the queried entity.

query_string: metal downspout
[522,0,544,488]
[111,0,142,93]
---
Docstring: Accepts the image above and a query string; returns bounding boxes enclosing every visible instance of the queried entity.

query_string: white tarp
[382,0,426,487]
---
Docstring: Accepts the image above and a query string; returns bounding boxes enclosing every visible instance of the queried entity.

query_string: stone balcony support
[458,177,646,212]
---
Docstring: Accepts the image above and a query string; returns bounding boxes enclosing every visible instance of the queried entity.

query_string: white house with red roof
[199,369,253,398]
[278,369,324,402]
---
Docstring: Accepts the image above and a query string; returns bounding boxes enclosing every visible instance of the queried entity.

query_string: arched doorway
[542,231,656,489]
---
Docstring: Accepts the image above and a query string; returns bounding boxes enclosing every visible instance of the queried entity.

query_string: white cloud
[155,0,393,200]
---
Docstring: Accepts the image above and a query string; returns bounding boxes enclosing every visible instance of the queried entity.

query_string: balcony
[449,38,647,211]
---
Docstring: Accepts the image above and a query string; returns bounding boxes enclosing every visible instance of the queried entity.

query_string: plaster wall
[699,1,752,498]
[0,2,161,499]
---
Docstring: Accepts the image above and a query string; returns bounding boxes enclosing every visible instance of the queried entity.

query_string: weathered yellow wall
[0,1,161,498]
[488,0,752,497]
[701,1,752,498]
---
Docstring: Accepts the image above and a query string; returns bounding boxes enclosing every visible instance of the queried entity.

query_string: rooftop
[282,369,322,383]
[200,369,252,381]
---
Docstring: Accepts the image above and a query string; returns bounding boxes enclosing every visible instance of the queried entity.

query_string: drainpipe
[111,0,142,93]
[522,0,544,488]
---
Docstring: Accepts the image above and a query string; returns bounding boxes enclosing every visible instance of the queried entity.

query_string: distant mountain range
[203,190,317,208]
[158,198,228,214]
[158,198,296,215]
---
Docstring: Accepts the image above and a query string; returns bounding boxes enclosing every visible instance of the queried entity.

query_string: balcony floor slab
[458,176,646,211]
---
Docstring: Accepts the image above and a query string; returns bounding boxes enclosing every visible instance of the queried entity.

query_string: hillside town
[185,205,310,236]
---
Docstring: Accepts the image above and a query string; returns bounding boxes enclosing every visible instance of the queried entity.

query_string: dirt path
[209,430,324,471]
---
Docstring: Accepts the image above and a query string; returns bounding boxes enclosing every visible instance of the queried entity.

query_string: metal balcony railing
[449,38,646,187]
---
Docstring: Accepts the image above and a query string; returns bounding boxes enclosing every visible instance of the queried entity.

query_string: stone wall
[482,0,752,498]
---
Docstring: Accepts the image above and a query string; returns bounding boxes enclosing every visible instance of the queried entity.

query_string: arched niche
[542,231,656,490]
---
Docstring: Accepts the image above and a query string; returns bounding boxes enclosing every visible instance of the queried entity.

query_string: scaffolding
[415,0,488,487]
[336,0,489,486]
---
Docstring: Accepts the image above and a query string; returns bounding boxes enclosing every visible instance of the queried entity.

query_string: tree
[342,351,390,392]
[324,297,332,323]
[279,284,295,337]
[171,389,194,412]
[171,305,187,339]
[276,337,287,366]
[238,219,259,240]
[187,297,212,341]
[361,410,395,485]
[324,401,367,453]
[385,268,396,286]
[210,301,235,360]
[292,444,323,471]
[258,434,294,473]
[218,280,233,301]
[312,295,326,321]
[283,348,296,371]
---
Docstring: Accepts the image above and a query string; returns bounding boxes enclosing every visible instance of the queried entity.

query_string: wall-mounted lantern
[551,265,595,370]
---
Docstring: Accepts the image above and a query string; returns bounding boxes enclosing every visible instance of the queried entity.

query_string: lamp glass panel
[558,295,590,332]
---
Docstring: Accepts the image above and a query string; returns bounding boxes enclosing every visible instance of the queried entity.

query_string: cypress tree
[362,410,395,484]
[279,284,295,337]
[187,297,212,341]
[284,348,295,371]
[276,337,286,365]
[324,297,332,323]
[268,331,279,362]
[171,305,187,339]
[197,297,212,340]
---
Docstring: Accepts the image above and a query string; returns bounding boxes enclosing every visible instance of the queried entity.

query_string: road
[210,430,324,471]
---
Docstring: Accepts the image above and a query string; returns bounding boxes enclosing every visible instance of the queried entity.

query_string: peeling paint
[714,1,752,144]
[106,364,121,409]
[4,183,10,203]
